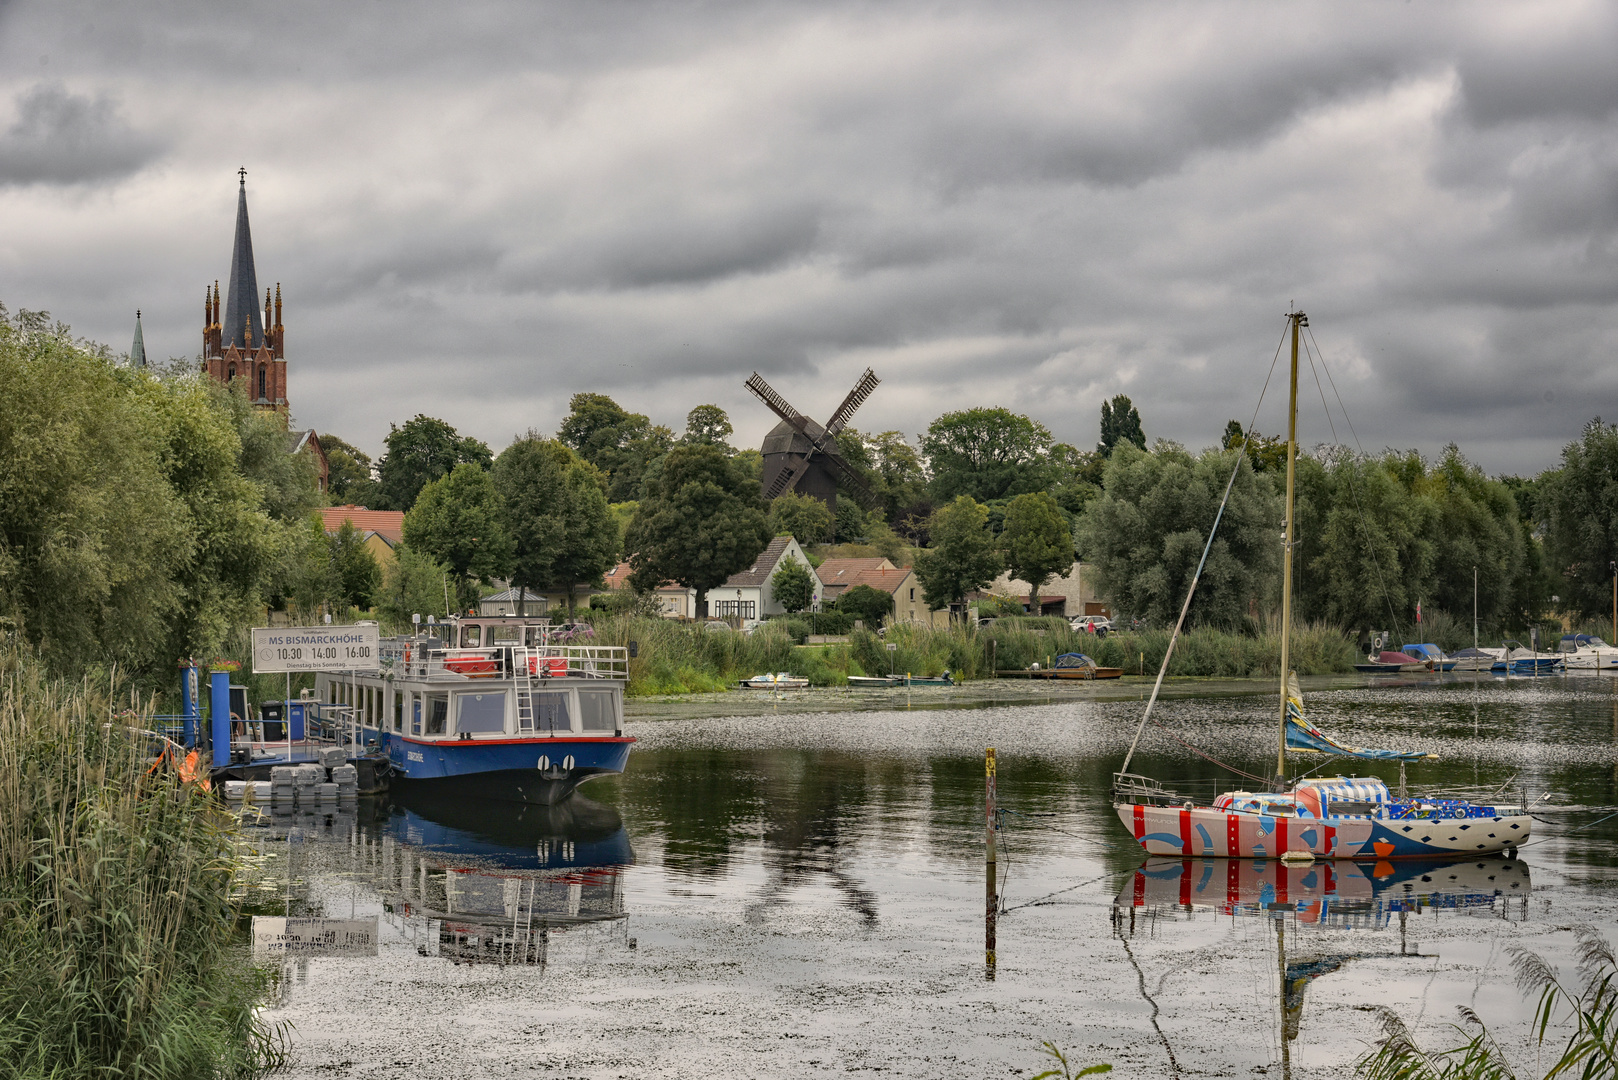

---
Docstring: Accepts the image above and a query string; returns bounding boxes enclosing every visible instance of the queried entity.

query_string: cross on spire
[239,166,246,187]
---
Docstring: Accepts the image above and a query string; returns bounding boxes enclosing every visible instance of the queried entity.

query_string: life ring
[178,750,200,783]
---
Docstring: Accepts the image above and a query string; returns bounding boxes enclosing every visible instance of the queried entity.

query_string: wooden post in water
[985,747,997,981]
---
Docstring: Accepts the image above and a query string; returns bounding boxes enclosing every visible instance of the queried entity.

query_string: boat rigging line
[1300,325,1404,647]
[1118,319,1290,784]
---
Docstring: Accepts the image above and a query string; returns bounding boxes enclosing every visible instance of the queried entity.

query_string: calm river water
[250,675,1618,1079]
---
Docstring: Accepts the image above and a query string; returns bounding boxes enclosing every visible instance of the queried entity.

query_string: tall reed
[0,645,283,1078]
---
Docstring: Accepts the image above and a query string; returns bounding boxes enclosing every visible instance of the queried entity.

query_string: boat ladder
[513,647,536,734]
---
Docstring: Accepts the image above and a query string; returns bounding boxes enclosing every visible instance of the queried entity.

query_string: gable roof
[820,565,914,597]
[815,557,896,584]
[320,505,404,545]
[722,536,808,588]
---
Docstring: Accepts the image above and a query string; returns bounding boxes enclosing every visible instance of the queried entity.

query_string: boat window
[461,625,482,648]
[455,691,508,735]
[411,695,421,736]
[524,626,547,647]
[393,691,403,731]
[425,694,448,736]
[489,624,520,645]
[522,691,571,733]
[577,690,617,733]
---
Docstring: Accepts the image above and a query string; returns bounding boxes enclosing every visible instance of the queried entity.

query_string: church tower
[202,169,288,415]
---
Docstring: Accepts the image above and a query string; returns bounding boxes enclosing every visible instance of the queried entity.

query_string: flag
[1416,601,1421,624]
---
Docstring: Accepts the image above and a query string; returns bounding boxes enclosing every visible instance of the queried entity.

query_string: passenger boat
[1559,633,1618,671]
[312,615,632,805]
[1112,313,1531,860]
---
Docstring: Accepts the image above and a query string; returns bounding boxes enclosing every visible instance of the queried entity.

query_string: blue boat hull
[381,733,633,805]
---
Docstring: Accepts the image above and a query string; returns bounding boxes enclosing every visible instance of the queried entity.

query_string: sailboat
[1112,313,1532,860]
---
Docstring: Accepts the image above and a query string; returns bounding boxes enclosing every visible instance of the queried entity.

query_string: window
[258,367,266,399]
[521,692,571,733]
[909,588,915,601]
[393,692,403,731]
[455,691,507,735]
[227,363,236,380]
[577,690,617,733]
[411,695,421,736]
[425,694,448,735]
[490,624,520,645]
[713,600,755,620]
[461,625,482,648]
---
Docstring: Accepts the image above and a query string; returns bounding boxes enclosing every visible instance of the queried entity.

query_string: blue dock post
[210,670,231,768]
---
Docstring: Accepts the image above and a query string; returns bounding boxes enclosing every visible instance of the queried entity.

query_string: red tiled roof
[604,559,689,593]
[320,505,404,545]
[815,557,895,583]
[820,566,914,597]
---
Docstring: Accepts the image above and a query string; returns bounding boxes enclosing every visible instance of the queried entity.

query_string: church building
[202,169,288,412]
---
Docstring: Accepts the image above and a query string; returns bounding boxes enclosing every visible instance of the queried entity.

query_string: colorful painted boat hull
[382,733,633,805]
[1115,803,1529,859]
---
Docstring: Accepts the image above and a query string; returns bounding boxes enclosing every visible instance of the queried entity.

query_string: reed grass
[0,644,284,1078]
[583,615,1357,693]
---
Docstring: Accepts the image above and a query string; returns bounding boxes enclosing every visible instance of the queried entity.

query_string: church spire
[131,310,147,368]
[222,168,262,350]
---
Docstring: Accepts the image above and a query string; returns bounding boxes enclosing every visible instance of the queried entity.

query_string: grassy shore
[583,615,1359,694]
[0,646,282,1078]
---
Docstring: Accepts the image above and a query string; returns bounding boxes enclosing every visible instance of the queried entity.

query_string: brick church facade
[201,170,289,412]
[201,170,328,491]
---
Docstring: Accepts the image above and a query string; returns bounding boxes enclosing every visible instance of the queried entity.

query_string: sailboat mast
[1277,312,1305,787]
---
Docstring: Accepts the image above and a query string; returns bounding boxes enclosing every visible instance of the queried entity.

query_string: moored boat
[1399,644,1456,671]
[313,615,633,805]
[1559,633,1618,671]
[1448,647,1501,672]
[742,672,810,689]
[1112,312,1530,860]
[1353,650,1431,673]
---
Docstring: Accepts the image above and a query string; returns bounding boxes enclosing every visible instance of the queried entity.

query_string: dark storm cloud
[1,0,1617,473]
[0,82,158,185]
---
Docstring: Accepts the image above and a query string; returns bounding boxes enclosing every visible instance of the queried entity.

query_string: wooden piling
[985,747,997,980]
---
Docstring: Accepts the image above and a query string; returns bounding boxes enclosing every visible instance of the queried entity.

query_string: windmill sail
[1283,673,1435,762]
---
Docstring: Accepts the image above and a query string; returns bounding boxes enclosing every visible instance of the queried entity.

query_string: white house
[701,536,822,624]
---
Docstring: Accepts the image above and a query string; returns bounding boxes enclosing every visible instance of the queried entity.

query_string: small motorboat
[1353,650,1430,673]
[1558,634,1618,671]
[1049,652,1123,679]
[1399,644,1456,672]
[1448,647,1502,672]
[741,672,810,690]
[899,671,954,687]
[846,675,900,688]
[1502,640,1563,675]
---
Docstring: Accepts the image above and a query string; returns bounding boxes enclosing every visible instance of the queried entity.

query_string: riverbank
[583,615,1361,696]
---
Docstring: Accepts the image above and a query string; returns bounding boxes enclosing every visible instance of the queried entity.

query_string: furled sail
[1283,673,1436,762]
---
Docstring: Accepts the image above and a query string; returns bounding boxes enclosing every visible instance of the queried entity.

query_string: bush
[0,645,284,1077]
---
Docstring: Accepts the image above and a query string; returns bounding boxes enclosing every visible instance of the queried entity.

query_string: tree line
[6,300,1614,683]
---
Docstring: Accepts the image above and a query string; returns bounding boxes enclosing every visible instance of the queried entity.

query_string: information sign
[250,625,381,673]
[251,916,379,959]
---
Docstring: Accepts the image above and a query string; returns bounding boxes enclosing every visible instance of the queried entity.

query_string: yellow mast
[1277,312,1305,787]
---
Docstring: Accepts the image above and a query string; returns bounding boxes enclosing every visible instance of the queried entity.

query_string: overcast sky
[2,1,1615,475]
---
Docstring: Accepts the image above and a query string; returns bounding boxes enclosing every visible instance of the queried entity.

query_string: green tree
[285,514,336,618]
[320,433,379,505]
[1291,451,1436,632]
[836,583,894,624]
[1077,444,1279,627]
[922,407,1054,502]
[768,490,834,546]
[1424,444,1524,628]
[1002,492,1074,612]
[377,543,452,627]
[375,415,492,512]
[771,554,814,613]
[1221,420,1287,473]
[558,392,675,501]
[330,520,381,609]
[1541,418,1618,620]
[834,499,869,543]
[608,501,637,559]
[403,462,512,609]
[682,404,734,449]
[493,435,619,614]
[0,305,283,673]
[1098,395,1145,458]
[210,384,321,523]
[912,495,1003,611]
[625,444,771,618]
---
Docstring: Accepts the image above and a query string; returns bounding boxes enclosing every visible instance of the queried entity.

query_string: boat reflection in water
[370,789,634,967]
[1113,857,1531,1079]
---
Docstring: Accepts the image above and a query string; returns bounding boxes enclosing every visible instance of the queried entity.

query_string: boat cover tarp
[1284,673,1435,762]
[1054,653,1095,668]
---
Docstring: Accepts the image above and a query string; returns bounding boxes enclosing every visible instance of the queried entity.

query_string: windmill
[744,367,881,514]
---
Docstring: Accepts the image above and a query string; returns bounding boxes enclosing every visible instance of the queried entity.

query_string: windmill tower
[744,368,881,515]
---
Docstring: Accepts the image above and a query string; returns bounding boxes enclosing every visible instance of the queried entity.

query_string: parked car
[1070,615,1112,635]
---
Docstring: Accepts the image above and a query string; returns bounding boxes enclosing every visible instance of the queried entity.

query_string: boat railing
[1111,771,1185,806]
[378,640,629,682]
